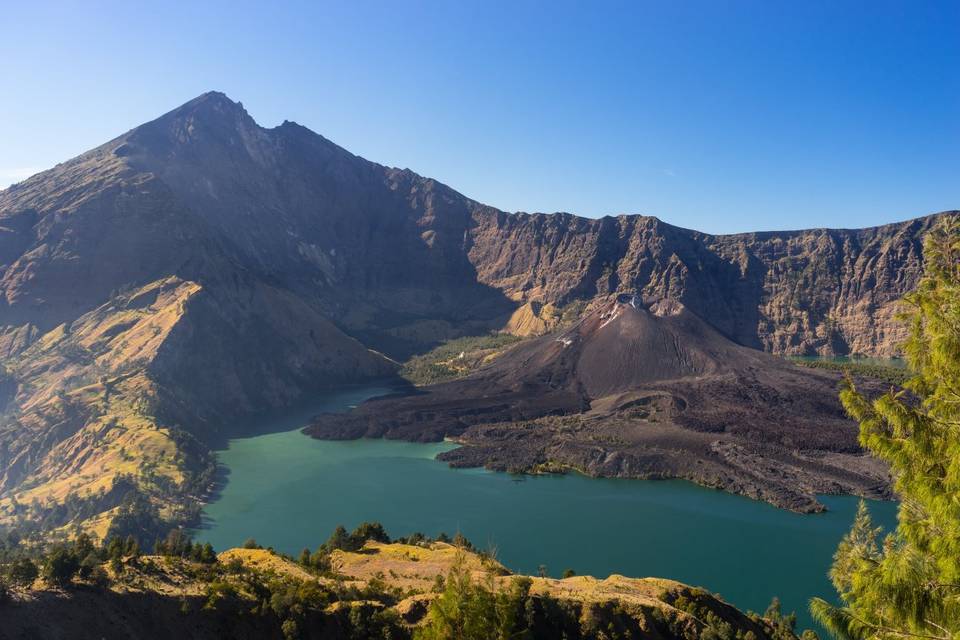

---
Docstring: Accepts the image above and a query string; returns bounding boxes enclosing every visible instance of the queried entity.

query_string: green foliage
[203,580,238,610]
[103,488,166,546]
[321,521,392,554]
[7,557,38,587]
[343,603,404,640]
[668,591,805,640]
[79,551,100,579]
[153,529,216,563]
[89,564,110,589]
[400,333,522,384]
[281,618,300,640]
[792,360,910,386]
[351,521,391,545]
[323,526,353,552]
[42,546,80,586]
[124,535,140,557]
[414,551,529,640]
[267,576,330,619]
[74,533,96,560]
[812,215,960,639]
[763,597,798,638]
[296,522,395,573]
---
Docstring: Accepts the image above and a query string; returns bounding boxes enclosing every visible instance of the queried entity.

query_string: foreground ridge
[0,530,807,640]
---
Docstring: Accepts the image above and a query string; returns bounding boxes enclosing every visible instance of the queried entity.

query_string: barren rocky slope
[0,91,949,537]
[308,296,891,512]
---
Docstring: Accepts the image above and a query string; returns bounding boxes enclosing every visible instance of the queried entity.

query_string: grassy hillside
[0,279,215,543]
[0,524,808,640]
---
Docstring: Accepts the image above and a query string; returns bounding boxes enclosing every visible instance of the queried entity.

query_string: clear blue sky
[1,1,956,233]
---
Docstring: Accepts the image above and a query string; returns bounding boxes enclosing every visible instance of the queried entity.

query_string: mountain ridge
[2,92,946,359]
[0,91,952,536]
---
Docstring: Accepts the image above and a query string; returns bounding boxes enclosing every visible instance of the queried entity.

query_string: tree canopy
[812,215,960,639]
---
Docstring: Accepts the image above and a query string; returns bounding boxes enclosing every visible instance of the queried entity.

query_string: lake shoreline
[197,385,899,631]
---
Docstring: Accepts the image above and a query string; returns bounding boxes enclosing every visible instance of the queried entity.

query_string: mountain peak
[114,90,262,163]
[158,90,250,124]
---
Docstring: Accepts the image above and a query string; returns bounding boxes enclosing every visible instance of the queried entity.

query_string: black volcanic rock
[307,296,891,512]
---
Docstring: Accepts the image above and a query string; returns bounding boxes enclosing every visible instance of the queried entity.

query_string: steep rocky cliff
[468,211,936,356]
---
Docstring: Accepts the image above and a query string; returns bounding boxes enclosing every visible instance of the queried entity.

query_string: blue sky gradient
[1,1,956,233]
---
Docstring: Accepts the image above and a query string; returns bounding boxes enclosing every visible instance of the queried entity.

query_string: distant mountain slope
[469,211,937,356]
[0,91,949,536]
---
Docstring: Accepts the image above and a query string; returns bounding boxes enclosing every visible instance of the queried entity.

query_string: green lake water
[198,385,897,632]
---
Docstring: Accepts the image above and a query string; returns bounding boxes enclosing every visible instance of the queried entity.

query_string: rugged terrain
[0,91,950,536]
[470,211,936,356]
[308,296,890,512]
[0,536,805,640]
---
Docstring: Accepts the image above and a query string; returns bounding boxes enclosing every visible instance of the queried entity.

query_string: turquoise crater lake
[198,386,896,631]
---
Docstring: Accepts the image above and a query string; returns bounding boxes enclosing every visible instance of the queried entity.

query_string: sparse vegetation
[400,333,523,384]
[0,522,803,639]
[790,359,910,386]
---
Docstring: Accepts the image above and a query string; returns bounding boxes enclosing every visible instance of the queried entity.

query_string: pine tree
[811,215,960,639]
[8,557,38,587]
[124,534,140,557]
[415,551,489,640]
[415,551,528,640]
[322,526,352,552]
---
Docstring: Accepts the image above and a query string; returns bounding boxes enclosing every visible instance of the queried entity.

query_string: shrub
[43,547,80,587]
[7,558,38,587]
